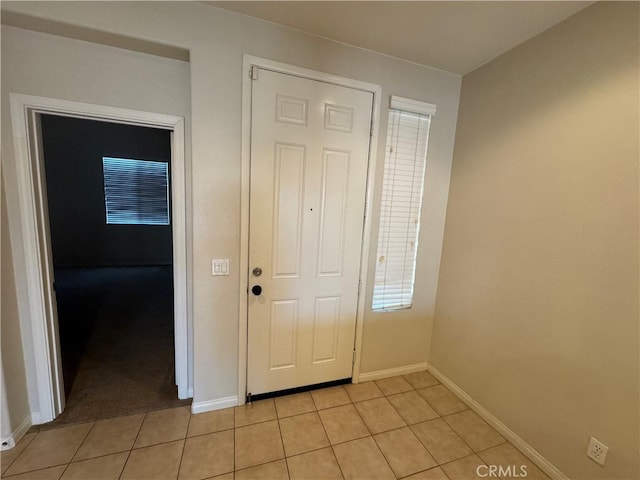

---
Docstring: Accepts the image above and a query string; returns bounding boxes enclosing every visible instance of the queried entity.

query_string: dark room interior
[40,115,189,425]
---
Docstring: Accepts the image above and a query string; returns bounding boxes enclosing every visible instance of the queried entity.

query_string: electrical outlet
[586,437,609,466]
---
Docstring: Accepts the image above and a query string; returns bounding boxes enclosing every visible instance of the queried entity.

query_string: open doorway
[9,94,190,425]
[38,115,189,425]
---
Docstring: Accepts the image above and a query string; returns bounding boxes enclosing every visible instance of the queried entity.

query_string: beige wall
[1,24,192,425]
[431,3,639,479]
[1,180,30,437]
[1,1,461,415]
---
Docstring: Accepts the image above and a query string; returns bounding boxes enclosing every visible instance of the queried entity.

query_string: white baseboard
[191,396,238,414]
[1,415,32,451]
[357,362,429,382]
[426,363,568,480]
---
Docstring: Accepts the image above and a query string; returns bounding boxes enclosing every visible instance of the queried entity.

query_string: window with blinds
[372,96,435,311]
[102,157,170,225]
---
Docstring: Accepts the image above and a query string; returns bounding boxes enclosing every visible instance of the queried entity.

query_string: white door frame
[238,56,381,404]
[8,94,191,424]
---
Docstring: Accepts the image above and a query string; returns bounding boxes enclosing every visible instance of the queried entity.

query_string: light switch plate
[212,259,230,276]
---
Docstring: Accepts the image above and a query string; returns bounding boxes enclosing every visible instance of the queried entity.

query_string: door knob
[251,285,262,296]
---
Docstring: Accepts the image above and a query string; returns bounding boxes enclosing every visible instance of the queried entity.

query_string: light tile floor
[1,372,550,480]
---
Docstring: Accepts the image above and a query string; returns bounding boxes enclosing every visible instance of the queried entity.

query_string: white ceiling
[209,1,593,74]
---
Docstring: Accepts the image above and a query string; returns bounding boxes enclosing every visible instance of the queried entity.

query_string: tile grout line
[352,382,398,437]
[233,398,276,430]
[310,396,346,479]
[382,375,482,466]
[396,466,451,480]
[341,378,436,479]
[233,394,345,477]
[283,453,292,478]
[408,419,472,468]
[23,403,191,434]
[0,431,37,475]
[152,423,236,443]
[274,403,291,479]
[377,378,454,470]
[381,377,491,476]
[348,384,383,438]
[406,389,509,470]
[4,422,96,478]
[367,431,400,479]
[232,424,288,475]
[54,429,219,468]
[329,443,348,480]
[6,373,521,480]
[2,463,69,479]
[233,434,349,477]
[345,386,394,477]
[118,411,147,480]
[69,421,100,462]
[437,404,510,459]
[233,399,282,474]
[40,447,135,468]
[370,381,407,479]
[174,410,192,479]
[439,452,490,477]
[58,421,97,479]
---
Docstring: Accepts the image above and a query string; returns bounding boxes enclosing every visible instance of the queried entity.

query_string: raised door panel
[269,300,299,370]
[312,296,340,364]
[272,143,305,278]
[317,149,350,277]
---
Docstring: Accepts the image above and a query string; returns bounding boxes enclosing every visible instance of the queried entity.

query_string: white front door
[247,68,373,396]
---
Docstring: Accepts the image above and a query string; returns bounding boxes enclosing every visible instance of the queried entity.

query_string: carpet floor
[41,266,190,428]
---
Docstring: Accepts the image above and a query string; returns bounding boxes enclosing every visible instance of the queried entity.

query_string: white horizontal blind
[372,108,432,311]
[103,157,170,225]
